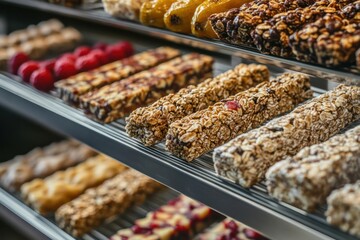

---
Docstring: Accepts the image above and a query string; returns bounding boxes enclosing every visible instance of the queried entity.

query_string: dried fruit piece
[140,0,178,28]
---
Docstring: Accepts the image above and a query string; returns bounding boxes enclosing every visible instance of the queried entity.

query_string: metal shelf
[0,73,358,240]
[0,0,359,85]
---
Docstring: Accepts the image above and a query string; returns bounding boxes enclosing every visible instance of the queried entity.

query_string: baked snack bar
[55,169,163,237]
[210,0,315,46]
[0,140,96,192]
[166,73,312,161]
[266,125,360,211]
[55,47,181,105]
[326,181,360,237]
[214,84,360,187]
[80,53,214,123]
[103,0,146,21]
[357,48,360,67]
[126,64,269,146]
[197,218,268,240]
[111,195,216,240]
[20,154,127,214]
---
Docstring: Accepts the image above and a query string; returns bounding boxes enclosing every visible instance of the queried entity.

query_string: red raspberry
[74,46,91,57]
[225,101,240,111]
[54,59,78,80]
[93,42,108,51]
[59,53,76,63]
[88,49,108,65]
[224,220,238,232]
[244,229,264,239]
[8,52,29,74]
[18,61,40,82]
[105,44,127,62]
[75,55,100,72]
[114,41,134,57]
[30,68,54,91]
[40,59,56,72]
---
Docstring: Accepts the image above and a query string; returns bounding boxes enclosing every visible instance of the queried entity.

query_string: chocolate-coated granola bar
[166,73,312,162]
[266,125,360,211]
[326,181,360,237]
[126,64,269,146]
[214,84,360,187]
[55,169,163,237]
[55,47,181,105]
[80,53,214,123]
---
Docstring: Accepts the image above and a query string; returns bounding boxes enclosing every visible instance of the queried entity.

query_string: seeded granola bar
[214,84,360,187]
[111,195,216,240]
[166,73,312,162]
[55,169,163,237]
[80,53,214,123]
[266,125,360,211]
[126,64,269,146]
[20,155,127,215]
[55,47,181,105]
[0,140,96,192]
[210,0,315,46]
[326,181,360,237]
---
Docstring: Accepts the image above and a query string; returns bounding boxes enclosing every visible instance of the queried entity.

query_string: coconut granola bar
[55,47,181,105]
[214,84,360,187]
[0,140,96,192]
[326,181,360,237]
[111,195,216,240]
[266,125,360,211]
[126,64,269,146]
[166,73,312,162]
[80,53,214,123]
[55,169,163,237]
[21,155,127,215]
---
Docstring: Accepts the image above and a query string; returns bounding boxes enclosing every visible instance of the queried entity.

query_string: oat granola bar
[55,47,181,105]
[0,140,96,192]
[214,84,360,187]
[80,53,214,123]
[210,0,315,46]
[166,73,312,162]
[126,64,269,146]
[55,169,163,237]
[326,181,360,237]
[111,195,216,240]
[266,125,360,211]
[20,155,127,214]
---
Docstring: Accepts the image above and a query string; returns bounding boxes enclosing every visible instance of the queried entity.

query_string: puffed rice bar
[103,0,146,21]
[126,64,269,146]
[266,125,360,211]
[55,47,181,105]
[21,154,127,214]
[0,140,96,192]
[80,53,214,123]
[214,84,360,187]
[166,73,312,162]
[326,181,360,237]
[55,169,163,237]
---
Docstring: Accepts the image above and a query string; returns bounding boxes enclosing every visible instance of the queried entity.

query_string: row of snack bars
[0,140,267,240]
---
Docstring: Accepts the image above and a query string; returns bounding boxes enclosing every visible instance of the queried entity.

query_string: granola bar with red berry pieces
[214,84,360,188]
[111,195,216,240]
[165,73,312,162]
[126,64,269,146]
[80,53,214,123]
[55,47,181,105]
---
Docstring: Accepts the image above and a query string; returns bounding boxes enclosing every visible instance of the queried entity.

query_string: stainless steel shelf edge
[1,0,359,85]
[1,74,356,240]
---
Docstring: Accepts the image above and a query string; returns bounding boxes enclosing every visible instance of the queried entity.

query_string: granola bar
[103,0,146,21]
[357,48,360,67]
[166,73,312,162]
[210,0,315,46]
[55,47,181,105]
[214,84,360,187]
[111,195,216,240]
[326,181,360,237]
[0,140,96,192]
[196,218,268,240]
[20,155,127,214]
[266,125,360,211]
[80,53,214,123]
[55,169,163,237]
[126,64,269,146]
